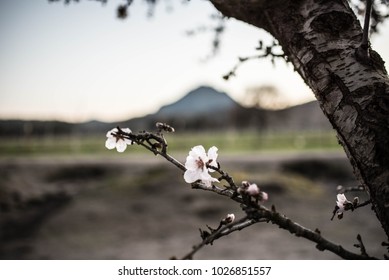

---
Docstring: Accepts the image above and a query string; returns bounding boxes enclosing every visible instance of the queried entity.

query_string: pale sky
[1,0,388,123]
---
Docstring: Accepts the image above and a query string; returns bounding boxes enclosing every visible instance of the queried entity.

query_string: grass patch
[0,130,341,156]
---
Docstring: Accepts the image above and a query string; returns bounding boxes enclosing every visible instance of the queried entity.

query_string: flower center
[196,157,205,170]
[115,135,124,142]
[111,132,124,143]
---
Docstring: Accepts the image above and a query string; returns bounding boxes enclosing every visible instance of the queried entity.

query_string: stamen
[196,157,205,169]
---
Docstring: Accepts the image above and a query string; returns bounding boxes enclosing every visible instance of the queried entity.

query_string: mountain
[156,86,240,118]
[116,86,243,131]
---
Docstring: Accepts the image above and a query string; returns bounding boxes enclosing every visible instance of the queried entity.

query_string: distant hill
[0,86,333,136]
[265,101,332,131]
[157,86,239,118]
[133,86,243,131]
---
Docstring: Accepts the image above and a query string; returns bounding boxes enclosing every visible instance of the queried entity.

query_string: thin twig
[181,216,256,260]
[354,199,371,210]
[223,41,285,80]
[362,0,373,50]
[207,164,237,190]
[337,185,366,193]
[355,234,368,257]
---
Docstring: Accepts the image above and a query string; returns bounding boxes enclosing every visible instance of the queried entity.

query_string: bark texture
[210,0,389,238]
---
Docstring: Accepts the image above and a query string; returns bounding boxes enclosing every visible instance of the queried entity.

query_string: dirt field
[0,151,387,259]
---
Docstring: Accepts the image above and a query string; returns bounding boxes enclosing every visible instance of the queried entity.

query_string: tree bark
[210,0,389,239]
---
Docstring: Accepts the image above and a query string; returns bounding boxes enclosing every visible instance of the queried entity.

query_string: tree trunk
[210,0,389,238]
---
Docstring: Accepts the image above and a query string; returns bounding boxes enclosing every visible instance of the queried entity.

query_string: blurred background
[0,0,388,259]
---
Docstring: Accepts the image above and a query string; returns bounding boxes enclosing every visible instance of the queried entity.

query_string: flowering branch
[330,193,372,220]
[105,124,379,259]
[191,179,377,259]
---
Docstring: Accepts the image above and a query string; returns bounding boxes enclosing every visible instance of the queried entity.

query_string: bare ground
[0,151,387,259]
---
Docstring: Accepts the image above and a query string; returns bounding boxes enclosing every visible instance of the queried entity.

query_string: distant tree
[51,0,389,258]
[245,85,289,110]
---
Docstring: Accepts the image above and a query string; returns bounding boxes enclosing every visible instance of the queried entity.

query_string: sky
[1,0,389,123]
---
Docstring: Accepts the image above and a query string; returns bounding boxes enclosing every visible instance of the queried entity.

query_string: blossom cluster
[105,128,268,205]
[105,129,269,203]
[238,181,268,202]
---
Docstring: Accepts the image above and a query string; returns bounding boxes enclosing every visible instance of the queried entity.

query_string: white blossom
[336,193,348,211]
[184,145,219,186]
[105,128,132,152]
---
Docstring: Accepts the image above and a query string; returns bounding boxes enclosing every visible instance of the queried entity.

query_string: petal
[336,201,344,209]
[202,179,212,187]
[207,146,218,171]
[122,128,132,134]
[189,145,206,158]
[208,146,218,161]
[211,177,220,183]
[105,138,116,149]
[184,169,201,183]
[185,156,198,170]
[116,140,127,152]
[200,171,212,182]
[200,171,219,183]
[247,184,260,196]
[124,138,133,145]
[202,177,219,187]
[106,128,118,137]
[337,193,347,203]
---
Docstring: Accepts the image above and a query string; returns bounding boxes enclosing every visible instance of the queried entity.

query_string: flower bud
[156,122,175,132]
[353,196,359,207]
[221,213,235,224]
[246,183,260,196]
[260,191,269,202]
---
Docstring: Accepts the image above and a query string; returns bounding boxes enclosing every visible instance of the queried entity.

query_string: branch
[337,184,366,193]
[223,40,285,80]
[186,13,226,60]
[109,125,378,259]
[362,0,373,50]
[355,0,373,63]
[117,126,185,172]
[259,205,377,259]
[181,216,258,260]
[191,175,376,259]
[330,190,372,220]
